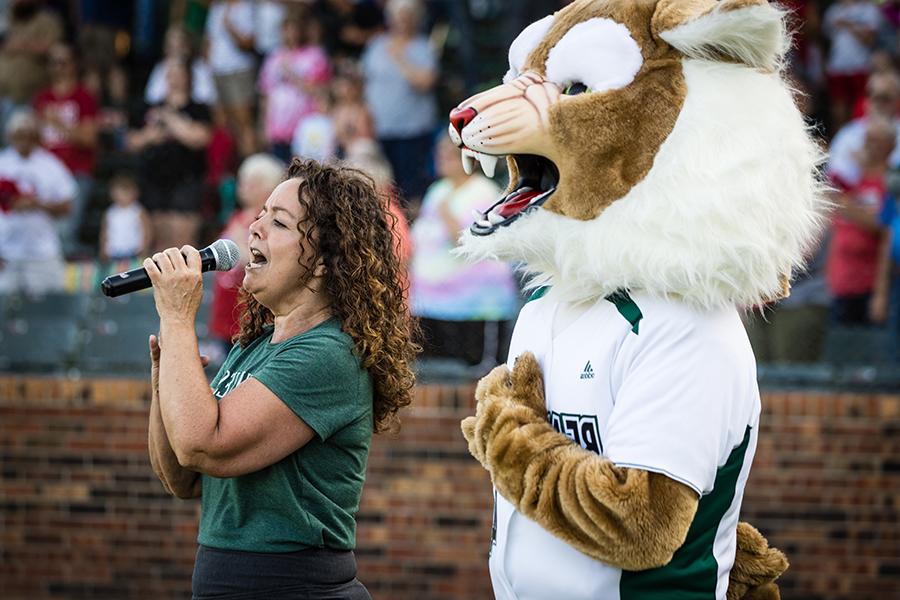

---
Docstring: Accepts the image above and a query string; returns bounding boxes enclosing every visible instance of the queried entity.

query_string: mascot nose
[449,107,478,135]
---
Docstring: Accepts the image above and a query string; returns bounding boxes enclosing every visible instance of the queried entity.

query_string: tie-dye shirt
[410,176,520,321]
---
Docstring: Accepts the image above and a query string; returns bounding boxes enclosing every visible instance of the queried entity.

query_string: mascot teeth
[461,149,476,175]
[487,210,506,225]
[479,154,499,177]
[461,148,500,178]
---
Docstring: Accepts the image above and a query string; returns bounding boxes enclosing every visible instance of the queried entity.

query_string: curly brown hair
[235,158,420,432]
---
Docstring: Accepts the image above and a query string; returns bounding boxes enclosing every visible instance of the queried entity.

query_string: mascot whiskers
[450,1,827,598]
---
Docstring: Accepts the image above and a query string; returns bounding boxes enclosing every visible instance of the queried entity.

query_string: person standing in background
[0,109,74,296]
[254,0,287,58]
[207,153,284,359]
[827,115,896,324]
[258,13,331,163]
[871,175,900,360]
[33,42,98,258]
[828,71,900,188]
[127,58,212,250]
[206,0,257,157]
[362,0,437,212]
[0,0,64,108]
[409,135,520,368]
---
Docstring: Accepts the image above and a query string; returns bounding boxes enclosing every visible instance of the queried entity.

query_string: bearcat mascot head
[451,0,826,308]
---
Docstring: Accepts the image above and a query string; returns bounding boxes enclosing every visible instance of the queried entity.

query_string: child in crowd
[827,115,896,324]
[99,173,151,261]
[331,66,375,157]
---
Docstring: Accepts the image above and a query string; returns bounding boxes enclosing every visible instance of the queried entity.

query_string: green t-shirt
[199,317,373,552]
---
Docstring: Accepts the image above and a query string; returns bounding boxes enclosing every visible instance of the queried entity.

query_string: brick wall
[1,377,898,599]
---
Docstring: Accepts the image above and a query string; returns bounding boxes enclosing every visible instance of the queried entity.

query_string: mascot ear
[652,0,787,71]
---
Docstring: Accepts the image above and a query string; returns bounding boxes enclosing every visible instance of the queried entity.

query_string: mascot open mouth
[468,153,558,236]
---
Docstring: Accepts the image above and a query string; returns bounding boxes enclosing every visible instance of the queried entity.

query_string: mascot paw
[462,352,547,468]
[474,352,546,416]
[460,416,486,467]
[727,522,789,600]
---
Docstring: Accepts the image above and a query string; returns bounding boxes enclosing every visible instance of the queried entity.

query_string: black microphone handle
[100,247,218,298]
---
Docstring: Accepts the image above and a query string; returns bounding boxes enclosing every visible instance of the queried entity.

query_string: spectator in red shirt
[827,114,896,324]
[33,41,99,257]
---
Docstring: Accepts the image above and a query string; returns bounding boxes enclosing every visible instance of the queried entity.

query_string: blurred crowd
[747,0,900,366]
[0,0,524,368]
[2,0,900,369]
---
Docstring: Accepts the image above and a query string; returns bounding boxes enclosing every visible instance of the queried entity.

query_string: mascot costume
[450,0,826,598]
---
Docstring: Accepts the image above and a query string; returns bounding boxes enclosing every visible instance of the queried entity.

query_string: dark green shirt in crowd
[199,317,373,553]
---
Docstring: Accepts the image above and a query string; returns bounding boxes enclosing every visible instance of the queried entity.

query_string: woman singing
[145,158,418,599]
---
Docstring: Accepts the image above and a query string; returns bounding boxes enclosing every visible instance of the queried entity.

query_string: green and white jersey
[489,291,760,600]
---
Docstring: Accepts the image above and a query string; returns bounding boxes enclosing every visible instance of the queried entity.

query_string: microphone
[100,239,241,298]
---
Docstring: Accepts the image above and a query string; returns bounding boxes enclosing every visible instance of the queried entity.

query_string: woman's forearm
[149,377,201,498]
[158,319,221,468]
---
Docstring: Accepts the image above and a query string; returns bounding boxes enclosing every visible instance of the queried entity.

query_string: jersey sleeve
[604,310,755,495]
[251,333,369,441]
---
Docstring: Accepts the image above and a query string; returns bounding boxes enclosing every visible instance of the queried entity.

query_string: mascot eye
[545,17,643,95]
[563,82,590,96]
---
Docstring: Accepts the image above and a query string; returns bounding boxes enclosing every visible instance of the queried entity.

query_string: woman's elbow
[171,485,199,500]
[177,448,236,478]
[175,445,204,471]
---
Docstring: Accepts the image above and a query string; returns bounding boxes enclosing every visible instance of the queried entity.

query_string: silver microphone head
[209,239,241,271]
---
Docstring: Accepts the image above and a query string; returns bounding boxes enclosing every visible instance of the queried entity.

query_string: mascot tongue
[497,188,542,218]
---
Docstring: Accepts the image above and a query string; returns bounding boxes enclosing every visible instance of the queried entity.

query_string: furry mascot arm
[461,352,699,571]
[462,353,788,597]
